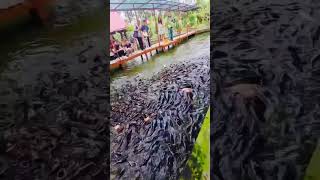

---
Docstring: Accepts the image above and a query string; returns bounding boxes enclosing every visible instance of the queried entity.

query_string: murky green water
[111,32,210,89]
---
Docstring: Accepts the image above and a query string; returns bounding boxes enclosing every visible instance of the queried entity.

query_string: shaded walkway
[110,28,209,70]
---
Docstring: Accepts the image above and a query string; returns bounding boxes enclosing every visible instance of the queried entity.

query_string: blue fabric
[168,27,174,41]
[141,25,149,32]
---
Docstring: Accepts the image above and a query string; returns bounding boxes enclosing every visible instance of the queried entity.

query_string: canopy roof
[110,11,127,33]
[110,0,197,12]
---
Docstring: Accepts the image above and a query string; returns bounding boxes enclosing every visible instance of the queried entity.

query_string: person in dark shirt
[141,19,151,48]
[133,20,144,50]
[168,16,175,41]
[141,20,149,33]
[114,42,126,57]
[121,38,134,55]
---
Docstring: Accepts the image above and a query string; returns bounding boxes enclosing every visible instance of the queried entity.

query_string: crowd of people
[110,19,151,61]
[110,37,134,61]
[110,15,181,61]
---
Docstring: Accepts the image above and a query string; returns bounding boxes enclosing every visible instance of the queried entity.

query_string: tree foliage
[119,0,209,40]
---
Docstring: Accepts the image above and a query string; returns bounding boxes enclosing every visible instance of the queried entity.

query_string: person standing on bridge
[158,16,165,43]
[168,16,175,41]
[133,20,144,50]
[141,19,151,48]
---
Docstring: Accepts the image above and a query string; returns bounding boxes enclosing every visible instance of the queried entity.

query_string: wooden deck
[110,29,200,70]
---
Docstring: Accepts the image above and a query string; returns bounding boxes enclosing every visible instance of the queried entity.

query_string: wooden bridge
[110,29,205,70]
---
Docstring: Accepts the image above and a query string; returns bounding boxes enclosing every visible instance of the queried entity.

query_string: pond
[0,4,109,179]
[110,32,210,179]
[0,3,105,80]
[111,32,210,89]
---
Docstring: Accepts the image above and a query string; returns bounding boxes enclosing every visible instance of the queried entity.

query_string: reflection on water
[0,4,108,179]
[0,0,104,66]
[0,9,105,79]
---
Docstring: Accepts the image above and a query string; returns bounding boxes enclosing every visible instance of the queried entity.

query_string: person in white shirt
[158,17,165,42]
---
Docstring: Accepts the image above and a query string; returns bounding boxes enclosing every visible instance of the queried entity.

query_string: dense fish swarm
[212,0,320,179]
[111,56,210,179]
[0,44,109,179]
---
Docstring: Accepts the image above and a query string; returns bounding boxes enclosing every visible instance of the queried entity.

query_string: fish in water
[114,124,124,133]
[110,57,210,179]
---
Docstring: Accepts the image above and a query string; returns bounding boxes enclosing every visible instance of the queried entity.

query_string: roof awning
[110,11,127,33]
[110,0,197,12]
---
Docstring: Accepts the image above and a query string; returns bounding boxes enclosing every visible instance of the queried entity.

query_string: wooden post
[133,8,143,60]
[178,11,182,44]
[159,11,165,52]
[133,4,138,22]
[186,12,189,40]
[153,6,160,54]
[142,10,152,57]
[120,31,124,40]
[124,30,128,39]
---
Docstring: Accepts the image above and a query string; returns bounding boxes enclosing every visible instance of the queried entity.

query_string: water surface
[111,32,210,90]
